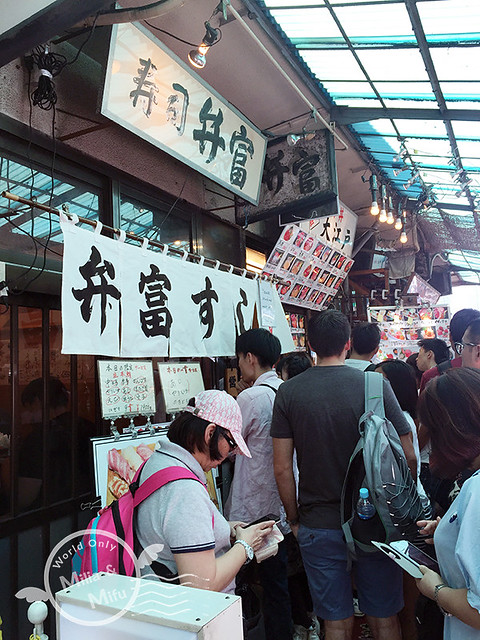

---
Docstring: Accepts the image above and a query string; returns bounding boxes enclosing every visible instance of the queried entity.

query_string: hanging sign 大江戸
[60,216,294,357]
[236,130,338,226]
[101,22,267,205]
[262,223,354,311]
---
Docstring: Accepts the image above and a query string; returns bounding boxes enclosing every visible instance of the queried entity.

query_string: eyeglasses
[221,430,237,451]
[455,341,480,355]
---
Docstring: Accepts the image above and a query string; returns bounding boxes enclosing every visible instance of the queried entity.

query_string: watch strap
[234,539,254,564]
[434,583,452,617]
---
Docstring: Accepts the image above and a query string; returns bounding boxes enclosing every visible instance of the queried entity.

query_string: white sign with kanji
[157,361,205,414]
[60,217,295,357]
[102,22,267,204]
[97,359,156,418]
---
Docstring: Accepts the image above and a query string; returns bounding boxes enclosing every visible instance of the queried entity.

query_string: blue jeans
[257,539,293,640]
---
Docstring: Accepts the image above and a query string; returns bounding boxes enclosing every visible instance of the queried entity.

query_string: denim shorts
[297,525,403,620]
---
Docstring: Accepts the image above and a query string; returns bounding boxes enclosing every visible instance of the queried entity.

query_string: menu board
[262,224,354,311]
[368,305,450,362]
[157,361,205,414]
[97,360,156,419]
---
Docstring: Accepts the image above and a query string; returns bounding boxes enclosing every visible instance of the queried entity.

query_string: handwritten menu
[263,224,354,310]
[157,361,205,414]
[368,305,451,362]
[97,360,156,418]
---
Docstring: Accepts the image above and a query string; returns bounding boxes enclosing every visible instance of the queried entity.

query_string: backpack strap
[437,359,452,375]
[259,383,278,394]
[364,371,385,420]
[133,466,205,507]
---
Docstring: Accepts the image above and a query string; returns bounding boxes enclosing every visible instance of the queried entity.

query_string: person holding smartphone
[416,368,480,638]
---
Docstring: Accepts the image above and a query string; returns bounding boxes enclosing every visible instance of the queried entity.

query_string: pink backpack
[72,463,204,580]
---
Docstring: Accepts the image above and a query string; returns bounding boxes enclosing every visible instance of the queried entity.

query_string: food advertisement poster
[97,360,156,419]
[368,305,450,362]
[92,430,222,510]
[157,362,205,414]
[262,223,354,311]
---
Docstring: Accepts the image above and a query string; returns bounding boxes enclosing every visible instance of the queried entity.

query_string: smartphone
[390,540,440,573]
[245,514,280,528]
[372,540,439,578]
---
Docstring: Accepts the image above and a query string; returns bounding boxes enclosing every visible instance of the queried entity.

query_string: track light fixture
[188,22,219,69]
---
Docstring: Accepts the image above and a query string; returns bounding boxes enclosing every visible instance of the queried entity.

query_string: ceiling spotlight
[393,164,409,177]
[403,172,420,190]
[286,132,316,146]
[188,22,219,69]
[400,231,408,244]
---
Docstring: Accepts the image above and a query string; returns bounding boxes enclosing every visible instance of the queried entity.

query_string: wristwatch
[434,583,452,617]
[234,539,254,564]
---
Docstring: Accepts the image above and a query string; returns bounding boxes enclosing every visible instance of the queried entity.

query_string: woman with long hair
[416,368,480,638]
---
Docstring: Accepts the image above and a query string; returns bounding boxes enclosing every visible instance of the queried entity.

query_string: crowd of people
[133,307,480,640]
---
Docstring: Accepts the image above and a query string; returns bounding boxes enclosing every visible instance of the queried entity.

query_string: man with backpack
[225,328,294,640]
[271,310,416,640]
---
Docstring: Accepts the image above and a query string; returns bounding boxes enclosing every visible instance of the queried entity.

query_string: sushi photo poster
[91,430,222,510]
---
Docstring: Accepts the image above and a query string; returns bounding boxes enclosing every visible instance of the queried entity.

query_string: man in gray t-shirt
[271,310,416,640]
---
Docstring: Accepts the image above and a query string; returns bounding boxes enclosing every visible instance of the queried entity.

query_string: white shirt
[434,471,480,640]
[345,358,372,371]
[224,370,287,531]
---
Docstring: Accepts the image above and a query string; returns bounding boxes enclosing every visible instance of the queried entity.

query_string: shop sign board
[368,304,450,362]
[97,359,156,419]
[101,22,267,205]
[262,223,354,311]
[299,200,357,258]
[157,361,205,414]
[235,131,338,226]
[60,216,295,357]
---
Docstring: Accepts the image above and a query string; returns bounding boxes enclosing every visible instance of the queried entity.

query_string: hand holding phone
[245,513,281,528]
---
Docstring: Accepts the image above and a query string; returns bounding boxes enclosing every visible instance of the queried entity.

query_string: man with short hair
[416,338,450,374]
[225,328,293,640]
[460,318,480,369]
[271,310,416,640]
[346,322,381,371]
[419,308,480,392]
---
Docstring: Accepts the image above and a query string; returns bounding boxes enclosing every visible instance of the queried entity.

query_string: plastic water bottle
[356,488,376,520]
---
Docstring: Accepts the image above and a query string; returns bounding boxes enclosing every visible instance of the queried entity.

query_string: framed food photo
[91,429,223,511]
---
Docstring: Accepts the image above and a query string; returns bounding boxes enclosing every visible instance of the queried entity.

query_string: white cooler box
[56,572,243,640]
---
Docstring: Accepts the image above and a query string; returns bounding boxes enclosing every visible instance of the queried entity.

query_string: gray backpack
[340,371,431,554]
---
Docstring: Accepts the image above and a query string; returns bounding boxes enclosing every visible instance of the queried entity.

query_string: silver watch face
[245,543,254,561]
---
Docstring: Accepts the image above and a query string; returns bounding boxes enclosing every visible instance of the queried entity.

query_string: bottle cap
[359,488,369,499]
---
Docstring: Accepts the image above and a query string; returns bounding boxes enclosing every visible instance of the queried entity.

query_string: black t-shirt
[270,365,411,529]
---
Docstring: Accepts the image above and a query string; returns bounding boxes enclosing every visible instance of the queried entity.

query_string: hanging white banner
[61,220,294,357]
[61,219,121,356]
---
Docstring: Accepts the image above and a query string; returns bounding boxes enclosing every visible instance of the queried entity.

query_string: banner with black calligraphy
[61,218,121,356]
[60,218,295,357]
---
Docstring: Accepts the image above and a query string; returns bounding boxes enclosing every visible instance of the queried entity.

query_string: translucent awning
[260,0,480,263]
